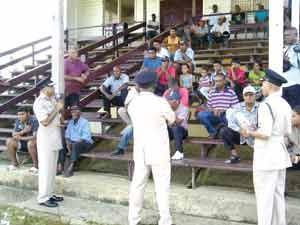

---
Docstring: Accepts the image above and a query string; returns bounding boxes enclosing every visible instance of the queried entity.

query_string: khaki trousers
[128,162,172,225]
[37,149,59,203]
[253,169,287,225]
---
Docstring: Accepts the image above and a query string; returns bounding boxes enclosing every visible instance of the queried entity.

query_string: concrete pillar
[192,0,196,17]
[292,0,300,36]
[118,0,122,23]
[269,0,284,73]
[52,0,65,96]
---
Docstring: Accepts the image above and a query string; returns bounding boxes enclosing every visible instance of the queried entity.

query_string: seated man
[285,105,300,166]
[6,107,38,172]
[166,91,189,160]
[141,47,162,72]
[227,58,247,101]
[220,86,258,164]
[153,40,170,59]
[174,41,195,73]
[64,48,89,109]
[191,19,209,49]
[163,79,189,107]
[60,106,94,177]
[99,65,129,118]
[209,16,230,48]
[146,13,160,40]
[197,73,239,138]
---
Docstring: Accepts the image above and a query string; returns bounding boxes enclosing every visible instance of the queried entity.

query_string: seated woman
[285,105,300,167]
[248,61,266,90]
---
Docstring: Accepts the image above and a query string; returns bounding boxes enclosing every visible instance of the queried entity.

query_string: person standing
[33,83,64,208]
[128,71,175,225]
[241,69,292,225]
[64,48,90,109]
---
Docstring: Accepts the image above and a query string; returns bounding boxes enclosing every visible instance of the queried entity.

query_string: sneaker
[172,151,184,160]
[7,165,18,171]
[225,155,241,164]
[111,148,124,156]
[29,167,38,174]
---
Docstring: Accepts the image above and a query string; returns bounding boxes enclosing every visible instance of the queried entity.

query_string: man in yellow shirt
[163,28,181,61]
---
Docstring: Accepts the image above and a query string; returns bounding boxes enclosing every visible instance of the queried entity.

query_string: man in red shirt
[155,57,176,96]
[64,48,90,108]
[227,58,246,101]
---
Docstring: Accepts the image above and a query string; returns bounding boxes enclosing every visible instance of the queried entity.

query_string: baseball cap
[243,86,256,95]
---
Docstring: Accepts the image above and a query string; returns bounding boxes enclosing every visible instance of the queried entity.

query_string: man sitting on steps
[6,107,39,172]
[219,86,258,164]
[99,65,129,118]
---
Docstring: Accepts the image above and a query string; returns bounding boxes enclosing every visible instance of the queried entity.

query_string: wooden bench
[83,132,252,188]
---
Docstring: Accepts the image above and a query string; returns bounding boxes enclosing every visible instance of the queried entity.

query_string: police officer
[127,71,175,225]
[33,83,64,207]
[241,69,292,225]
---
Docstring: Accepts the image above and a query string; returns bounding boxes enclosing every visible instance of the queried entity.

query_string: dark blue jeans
[168,125,188,153]
[59,140,92,163]
[103,86,128,114]
[197,111,227,136]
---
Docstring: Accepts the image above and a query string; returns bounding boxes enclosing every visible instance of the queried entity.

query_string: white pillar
[118,0,122,23]
[52,0,65,96]
[192,0,196,17]
[269,0,284,73]
[292,0,300,36]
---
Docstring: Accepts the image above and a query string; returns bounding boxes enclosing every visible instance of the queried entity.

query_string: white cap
[243,85,256,95]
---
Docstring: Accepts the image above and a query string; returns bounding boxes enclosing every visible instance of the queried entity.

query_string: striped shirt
[207,87,239,111]
[199,75,211,88]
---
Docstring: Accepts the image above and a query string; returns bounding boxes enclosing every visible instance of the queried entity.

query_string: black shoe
[39,200,58,208]
[111,148,124,156]
[225,155,241,164]
[50,195,64,202]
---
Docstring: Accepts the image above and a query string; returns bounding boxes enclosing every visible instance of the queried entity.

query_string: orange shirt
[163,36,181,54]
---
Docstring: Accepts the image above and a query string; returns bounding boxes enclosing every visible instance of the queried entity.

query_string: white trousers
[253,169,287,225]
[37,149,59,203]
[128,162,172,225]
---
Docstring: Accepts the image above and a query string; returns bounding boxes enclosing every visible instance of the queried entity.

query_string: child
[179,63,194,91]
[198,66,212,99]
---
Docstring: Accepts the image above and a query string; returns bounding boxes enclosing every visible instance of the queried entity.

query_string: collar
[265,90,282,100]
[240,102,259,112]
[139,91,155,96]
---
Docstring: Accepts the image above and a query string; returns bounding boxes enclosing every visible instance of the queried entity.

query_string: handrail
[200,9,268,18]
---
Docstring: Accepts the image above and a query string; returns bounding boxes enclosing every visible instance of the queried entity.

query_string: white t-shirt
[211,23,230,34]
[157,47,170,59]
[147,20,160,32]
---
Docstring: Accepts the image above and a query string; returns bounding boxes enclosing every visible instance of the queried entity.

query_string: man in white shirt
[241,69,292,225]
[100,65,129,118]
[153,40,170,59]
[146,14,160,40]
[33,82,64,208]
[209,16,230,48]
[174,41,195,72]
[128,71,175,225]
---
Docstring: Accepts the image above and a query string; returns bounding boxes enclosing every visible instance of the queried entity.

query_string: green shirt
[248,70,266,85]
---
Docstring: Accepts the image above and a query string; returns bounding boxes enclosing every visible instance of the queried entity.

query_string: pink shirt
[163,87,189,107]
[156,67,176,85]
[227,67,246,87]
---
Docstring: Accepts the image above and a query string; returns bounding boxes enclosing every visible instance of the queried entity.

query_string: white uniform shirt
[253,91,292,171]
[128,92,175,166]
[211,23,230,34]
[33,93,62,151]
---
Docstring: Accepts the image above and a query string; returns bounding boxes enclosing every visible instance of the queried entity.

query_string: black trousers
[219,126,240,151]
[103,87,128,114]
[65,93,80,109]
[59,141,92,164]
[282,84,300,108]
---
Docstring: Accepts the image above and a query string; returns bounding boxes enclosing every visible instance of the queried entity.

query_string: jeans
[197,111,227,136]
[168,125,188,153]
[59,140,92,163]
[219,126,240,151]
[65,93,80,109]
[103,86,128,114]
[117,126,133,150]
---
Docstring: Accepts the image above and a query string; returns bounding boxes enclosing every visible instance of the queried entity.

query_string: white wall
[146,0,160,22]
[202,0,232,15]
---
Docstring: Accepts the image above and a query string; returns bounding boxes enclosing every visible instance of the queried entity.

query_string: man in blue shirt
[60,106,93,177]
[141,47,162,72]
[6,107,39,172]
[100,65,129,118]
[219,86,258,164]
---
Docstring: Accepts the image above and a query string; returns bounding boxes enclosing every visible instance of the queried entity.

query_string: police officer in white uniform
[241,69,292,225]
[127,71,175,225]
[33,83,64,207]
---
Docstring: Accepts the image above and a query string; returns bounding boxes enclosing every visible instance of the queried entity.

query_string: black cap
[134,71,157,88]
[263,69,287,87]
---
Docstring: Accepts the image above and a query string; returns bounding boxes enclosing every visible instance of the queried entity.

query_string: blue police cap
[134,71,157,87]
[263,69,287,87]
[166,90,181,101]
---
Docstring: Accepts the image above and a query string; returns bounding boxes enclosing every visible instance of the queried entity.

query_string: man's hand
[13,134,22,140]
[56,101,64,111]
[76,77,86,84]
[213,110,222,117]
[240,128,250,137]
